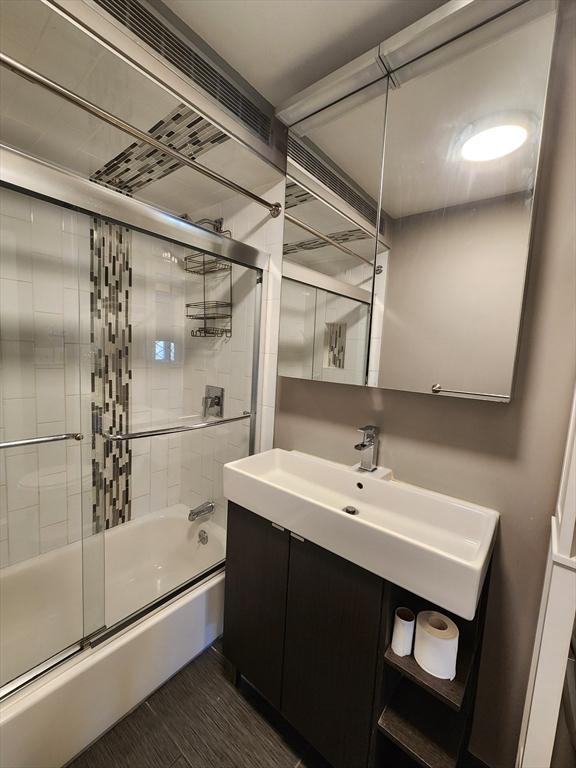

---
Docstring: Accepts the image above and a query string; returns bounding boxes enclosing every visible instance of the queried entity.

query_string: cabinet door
[223,502,290,709]
[282,535,384,768]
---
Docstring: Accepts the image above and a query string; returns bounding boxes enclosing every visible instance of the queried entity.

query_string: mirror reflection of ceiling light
[461,124,528,162]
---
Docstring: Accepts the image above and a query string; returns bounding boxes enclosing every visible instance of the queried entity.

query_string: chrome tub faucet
[188,500,215,522]
[354,425,380,472]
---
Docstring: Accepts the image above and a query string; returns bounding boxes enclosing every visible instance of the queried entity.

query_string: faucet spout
[189,500,215,522]
[354,425,379,472]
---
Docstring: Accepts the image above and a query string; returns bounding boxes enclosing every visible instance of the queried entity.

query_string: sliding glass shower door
[0,182,262,689]
[100,223,260,627]
[0,187,103,689]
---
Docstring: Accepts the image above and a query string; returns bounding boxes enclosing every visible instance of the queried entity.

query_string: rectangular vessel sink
[223,449,499,620]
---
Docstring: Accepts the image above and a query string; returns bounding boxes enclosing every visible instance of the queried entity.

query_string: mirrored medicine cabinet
[277,0,558,402]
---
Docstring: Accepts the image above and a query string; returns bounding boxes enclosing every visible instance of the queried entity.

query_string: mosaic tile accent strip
[91,104,229,194]
[325,322,347,369]
[285,181,315,209]
[283,228,371,256]
[91,218,133,530]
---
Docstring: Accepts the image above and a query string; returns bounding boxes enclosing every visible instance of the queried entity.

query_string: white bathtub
[0,506,226,768]
[0,504,225,687]
[0,541,84,688]
[105,504,226,626]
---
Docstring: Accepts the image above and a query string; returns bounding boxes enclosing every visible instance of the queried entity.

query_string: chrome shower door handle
[0,432,83,450]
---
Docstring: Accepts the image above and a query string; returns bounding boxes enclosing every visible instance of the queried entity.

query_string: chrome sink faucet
[354,425,380,472]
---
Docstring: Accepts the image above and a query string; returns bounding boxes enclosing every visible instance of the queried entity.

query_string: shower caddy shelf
[184,252,232,338]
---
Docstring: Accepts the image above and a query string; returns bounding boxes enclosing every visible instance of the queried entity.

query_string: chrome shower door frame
[0,147,268,699]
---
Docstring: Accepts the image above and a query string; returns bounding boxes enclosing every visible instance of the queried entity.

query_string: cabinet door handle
[271,522,285,532]
[290,532,305,542]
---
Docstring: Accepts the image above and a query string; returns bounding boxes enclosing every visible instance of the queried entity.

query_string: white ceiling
[163,0,447,106]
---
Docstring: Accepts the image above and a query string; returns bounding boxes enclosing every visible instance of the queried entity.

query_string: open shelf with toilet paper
[376,578,491,768]
[383,585,486,710]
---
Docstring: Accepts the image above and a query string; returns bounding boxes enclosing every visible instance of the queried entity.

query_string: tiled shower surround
[128,229,255,529]
[0,188,92,567]
[0,185,263,567]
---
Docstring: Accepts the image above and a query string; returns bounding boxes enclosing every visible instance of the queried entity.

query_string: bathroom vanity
[222,450,498,768]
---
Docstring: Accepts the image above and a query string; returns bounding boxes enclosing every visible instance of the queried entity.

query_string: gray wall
[274,2,576,765]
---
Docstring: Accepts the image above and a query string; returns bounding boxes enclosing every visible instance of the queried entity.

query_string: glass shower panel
[99,223,259,629]
[0,187,103,687]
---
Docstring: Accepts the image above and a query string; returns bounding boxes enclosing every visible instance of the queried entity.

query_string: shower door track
[0,145,269,274]
[87,562,226,650]
[0,643,84,702]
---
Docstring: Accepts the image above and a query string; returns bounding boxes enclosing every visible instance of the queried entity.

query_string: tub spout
[188,501,215,522]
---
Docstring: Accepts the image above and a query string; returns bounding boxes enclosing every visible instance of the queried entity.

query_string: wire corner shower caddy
[185,251,232,338]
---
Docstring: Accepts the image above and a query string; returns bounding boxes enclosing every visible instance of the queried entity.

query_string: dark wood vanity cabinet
[283,536,384,768]
[223,502,489,768]
[222,502,290,709]
[223,503,385,768]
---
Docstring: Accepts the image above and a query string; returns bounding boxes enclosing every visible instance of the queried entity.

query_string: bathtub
[105,504,226,626]
[0,506,226,768]
[0,541,84,688]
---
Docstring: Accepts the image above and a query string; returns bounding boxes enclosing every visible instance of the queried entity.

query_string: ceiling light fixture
[461,124,528,162]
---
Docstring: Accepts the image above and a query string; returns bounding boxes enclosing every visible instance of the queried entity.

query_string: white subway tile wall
[129,220,259,529]
[0,188,91,567]
[190,179,285,452]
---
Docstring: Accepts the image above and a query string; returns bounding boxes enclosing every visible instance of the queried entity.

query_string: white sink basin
[223,449,499,620]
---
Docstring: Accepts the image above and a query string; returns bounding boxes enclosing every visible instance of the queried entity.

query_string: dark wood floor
[68,639,330,768]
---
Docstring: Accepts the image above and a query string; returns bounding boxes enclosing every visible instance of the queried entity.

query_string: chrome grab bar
[0,53,282,219]
[0,432,83,450]
[431,384,508,400]
[106,413,253,442]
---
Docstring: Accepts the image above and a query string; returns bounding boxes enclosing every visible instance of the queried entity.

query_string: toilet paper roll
[414,610,459,680]
[391,607,415,657]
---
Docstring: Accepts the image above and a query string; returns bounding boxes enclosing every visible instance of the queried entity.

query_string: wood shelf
[378,680,467,768]
[385,587,480,711]
[384,641,473,711]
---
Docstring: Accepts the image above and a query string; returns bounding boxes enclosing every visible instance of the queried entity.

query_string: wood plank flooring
[68,639,329,768]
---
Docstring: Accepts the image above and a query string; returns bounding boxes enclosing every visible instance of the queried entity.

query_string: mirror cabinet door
[279,81,389,385]
[278,279,371,386]
[374,5,557,401]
